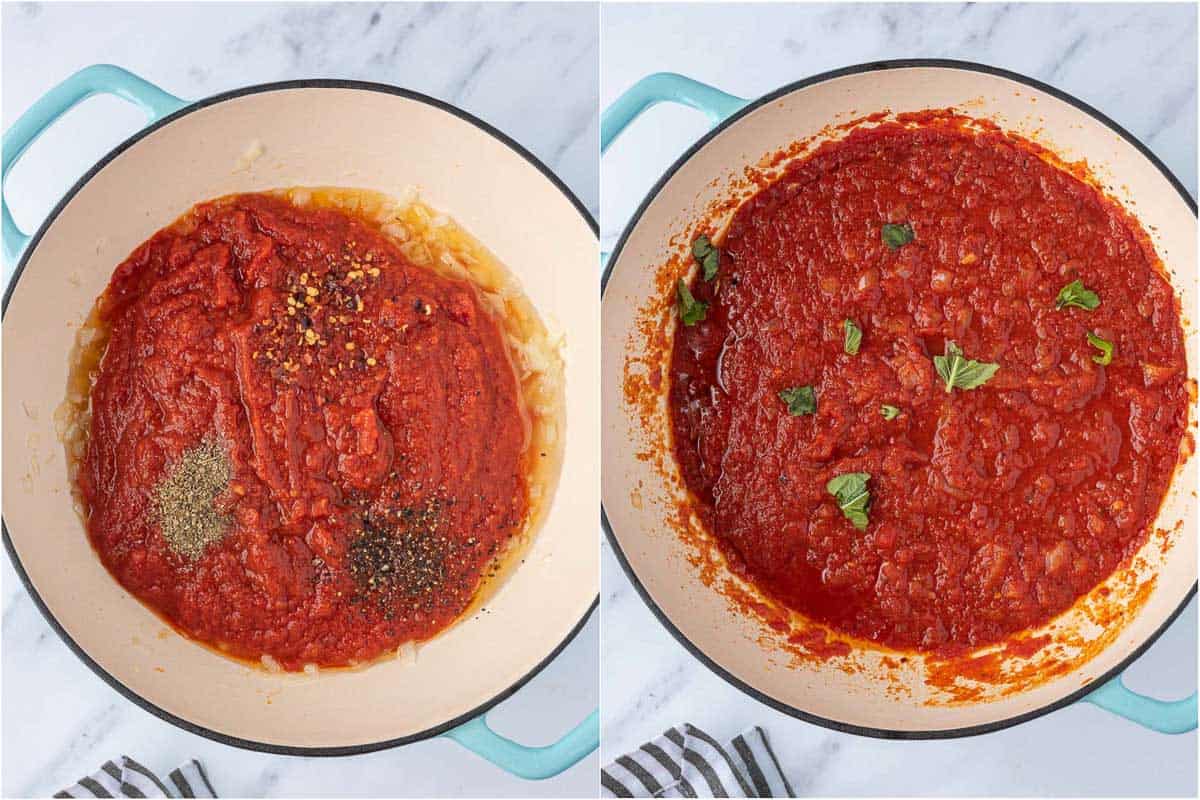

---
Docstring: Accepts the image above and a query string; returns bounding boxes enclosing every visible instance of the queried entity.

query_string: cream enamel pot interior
[2,67,598,771]
[601,60,1197,737]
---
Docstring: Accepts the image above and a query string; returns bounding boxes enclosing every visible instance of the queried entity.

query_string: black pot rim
[600,57,1197,740]
[2,77,599,757]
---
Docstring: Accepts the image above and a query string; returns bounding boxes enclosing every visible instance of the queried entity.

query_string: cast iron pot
[601,59,1197,738]
[3,65,598,776]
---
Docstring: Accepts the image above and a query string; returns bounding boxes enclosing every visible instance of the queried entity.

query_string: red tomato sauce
[79,193,530,669]
[669,120,1188,652]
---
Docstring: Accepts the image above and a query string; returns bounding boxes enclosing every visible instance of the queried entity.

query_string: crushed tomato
[79,193,530,669]
[669,120,1188,651]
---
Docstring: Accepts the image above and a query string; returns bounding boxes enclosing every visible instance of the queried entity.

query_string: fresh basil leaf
[1056,278,1099,309]
[677,279,707,326]
[843,318,863,355]
[779,385,816,416]
[843,508,870,530]
[826,472,868,497]
[692,235,720,281]
[826,472,871,531]
[1087,331,1114,365]
[1056,279,1100,311]
[933,340,999,393]
[880,405,901,420]
[881,222,915,250]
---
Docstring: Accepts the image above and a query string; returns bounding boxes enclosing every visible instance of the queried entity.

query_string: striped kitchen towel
[54,756,216,798]
[601,724,794,798]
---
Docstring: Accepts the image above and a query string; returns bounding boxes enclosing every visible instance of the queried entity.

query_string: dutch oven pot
[600,60,1197,738]
[3,65,598,776]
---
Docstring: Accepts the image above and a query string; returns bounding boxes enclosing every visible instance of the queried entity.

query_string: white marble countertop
[1,3,598,797]
[601,3,1198,797]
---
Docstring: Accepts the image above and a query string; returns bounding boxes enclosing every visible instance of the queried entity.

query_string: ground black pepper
[349,497,464,616]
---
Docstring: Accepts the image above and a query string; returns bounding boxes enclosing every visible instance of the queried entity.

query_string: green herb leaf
[933,341,1000,393]
[779,385,816,416]
[692,235,720,281]
[881,222,915,250]
[677,279,708,326]
[826,472,871,531]
[843,508,869,530]
[1087,331,1114,365]
[880,405,901,420]
[1056,279,1100,311]
[843,319,863,355]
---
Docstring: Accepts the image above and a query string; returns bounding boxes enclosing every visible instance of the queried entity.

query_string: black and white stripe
[602,724,793,798]
[55,757,216,799]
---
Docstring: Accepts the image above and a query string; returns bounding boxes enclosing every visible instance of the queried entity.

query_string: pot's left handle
[601,72,749,154]
[600,73,749,265]
[2,64,186,266]
[444,709,599,780]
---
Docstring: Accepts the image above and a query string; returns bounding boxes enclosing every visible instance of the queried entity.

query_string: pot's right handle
[444,709,599,779]
[601,73,749,154]
[1083,675,1196,733]
[2,64,186,267]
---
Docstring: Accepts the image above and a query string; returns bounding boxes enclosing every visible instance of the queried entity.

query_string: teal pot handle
[1084,675,1197,734]
[2,64,186,266]
[601,73,749,154]
[444,709,599,779]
